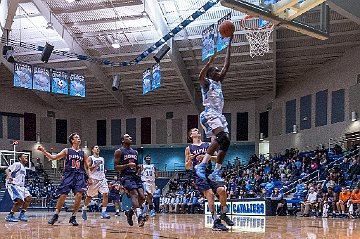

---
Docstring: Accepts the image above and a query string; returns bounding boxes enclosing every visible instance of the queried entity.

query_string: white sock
[342,211,344,214]
[216,163,222,169]
[82,206,87,211]
[201,154,211,164]
[116,209,120,213]
[102,207,106,213]
[136,208,142,217]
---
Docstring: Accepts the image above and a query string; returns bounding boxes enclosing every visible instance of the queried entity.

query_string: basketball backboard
[221,0,330,40]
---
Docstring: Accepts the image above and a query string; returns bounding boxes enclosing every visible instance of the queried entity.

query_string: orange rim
[240,15,273,31]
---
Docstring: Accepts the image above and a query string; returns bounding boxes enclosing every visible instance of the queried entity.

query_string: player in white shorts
[82,145,110,220]
[140,155,158,217]
[5,153,32,222]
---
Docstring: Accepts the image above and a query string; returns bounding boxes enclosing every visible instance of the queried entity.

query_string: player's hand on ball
[128,162,136,169]
[37,145,44,152]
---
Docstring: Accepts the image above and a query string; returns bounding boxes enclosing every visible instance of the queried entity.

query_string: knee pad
[215,131,230,151]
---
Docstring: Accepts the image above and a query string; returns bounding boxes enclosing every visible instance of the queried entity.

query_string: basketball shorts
[7,184,31,201]
[200,111,229,138]
[193,175,221,194]
[56,171,87,196]
[120,175,143,192]
[143,181,156,195]
[87,178,109,197]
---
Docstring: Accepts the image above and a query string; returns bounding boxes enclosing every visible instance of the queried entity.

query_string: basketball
[219,20,235,38]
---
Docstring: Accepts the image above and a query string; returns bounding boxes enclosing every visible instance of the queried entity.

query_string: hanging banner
[143,68,151,95]
[13,62,32,89]
[152,63,161,90]
[202,24,215,61]
[217,13,232,52]
[33,66,50,92]
[52,70,68,95]
[70,73,85,97]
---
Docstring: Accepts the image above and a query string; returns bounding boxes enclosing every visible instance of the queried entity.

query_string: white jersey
[8,162,26,187]
[201,78,224,115]
[141,164,156,182]
[89,155,106,180]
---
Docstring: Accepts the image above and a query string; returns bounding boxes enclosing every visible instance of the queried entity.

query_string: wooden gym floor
[1,212,360,239]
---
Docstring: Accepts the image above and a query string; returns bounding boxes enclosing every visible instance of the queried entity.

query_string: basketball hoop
[240,15,274,58]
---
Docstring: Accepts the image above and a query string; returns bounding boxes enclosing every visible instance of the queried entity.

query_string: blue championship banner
[152,63,161,90]
[143,68,151,95]
[52,70,68,95]
[14,62,32,89]
[231,201,266,216]
[70,73,85,97]
[202,24,215,61]
[217,13,232,52]
[33,66,50,92]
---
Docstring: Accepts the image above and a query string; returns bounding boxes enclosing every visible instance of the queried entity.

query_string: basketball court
[1,0,360,238]
[0,212,359,239]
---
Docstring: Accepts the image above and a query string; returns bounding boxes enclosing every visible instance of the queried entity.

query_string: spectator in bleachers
[315,183,325,216]
[300,187,317,217]
[324,187,337,215]
[257,188,269,199]
[348,186,360,218]
[270,187,285,216]
[336,186,351,216]
[349,157,360,179]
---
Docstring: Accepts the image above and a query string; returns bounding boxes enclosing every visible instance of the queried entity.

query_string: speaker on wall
[154,45,170,63]
[41,42,54,63]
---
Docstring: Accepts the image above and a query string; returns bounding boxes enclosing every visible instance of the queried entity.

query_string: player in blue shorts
[5,153,32,222]
[185,128,234,231]
[114,134,146,227]
[195,35,233,184]
[38,132,90,226]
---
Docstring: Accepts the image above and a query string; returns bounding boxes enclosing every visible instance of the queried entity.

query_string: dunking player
[4,153,32,222]
[38,132,90,226]
[114,133,146,227]
[140,155,158,217]
[195,35,233,183]
[82,145,110,220]
[185,128,234,231]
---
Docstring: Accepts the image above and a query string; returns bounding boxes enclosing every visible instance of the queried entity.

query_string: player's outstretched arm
[37,146,67,161]
[184,147,193,170]
[219,35,233,82]
[199,54,216,88]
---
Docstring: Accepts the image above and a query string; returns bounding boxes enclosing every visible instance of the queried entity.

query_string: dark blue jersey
[117,147,139,177]
[189,142,211,172]
[64,148,85,173]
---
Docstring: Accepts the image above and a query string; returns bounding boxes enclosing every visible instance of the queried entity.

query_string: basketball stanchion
[240,15,274,58]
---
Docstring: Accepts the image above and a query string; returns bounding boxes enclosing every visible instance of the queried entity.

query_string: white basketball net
[244,25,274,58]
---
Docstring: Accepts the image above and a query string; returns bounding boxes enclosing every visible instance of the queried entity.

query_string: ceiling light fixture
[46,22,54,30]
[111,39,120,49]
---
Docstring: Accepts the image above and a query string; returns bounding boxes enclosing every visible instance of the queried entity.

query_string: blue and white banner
[204,201,231,215]
[152,63,161,90]
[70,73,85,97]
[52,70,68,95]
[143,68,151,95]
[205,215,265,232]
[33,66,50,92]
[202,24,215,61]
[13,62,32,89]
[217,13,232,52]
[231,201,266,216]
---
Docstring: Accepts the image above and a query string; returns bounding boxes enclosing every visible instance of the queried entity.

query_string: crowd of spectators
[164,143,360,217]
